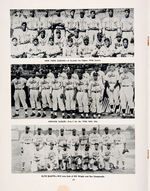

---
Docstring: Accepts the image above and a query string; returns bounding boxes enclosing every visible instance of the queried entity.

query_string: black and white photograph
[11,63,135,119]
[11,124,135,174]
[10,8,134,58]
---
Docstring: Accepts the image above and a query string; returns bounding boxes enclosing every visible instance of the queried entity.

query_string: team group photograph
[10,8,134,58]
[11,63,135,119]
[11,124,135,174]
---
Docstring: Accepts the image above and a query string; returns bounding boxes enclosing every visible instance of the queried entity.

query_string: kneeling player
[59,144,71,171]
[45,143,59,171]
[31,144,46,172]
[102,144,115,172]
[82,144,90,171]
[89,143,103,171]
[70,143,82,171]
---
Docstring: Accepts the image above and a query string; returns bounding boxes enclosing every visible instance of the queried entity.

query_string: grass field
[11,140,135,174]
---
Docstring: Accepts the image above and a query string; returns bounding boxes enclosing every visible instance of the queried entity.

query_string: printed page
[0,0,148,191]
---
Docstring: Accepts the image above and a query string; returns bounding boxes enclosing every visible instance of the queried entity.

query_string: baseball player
[45,142,59,171]
[39,72,52,118]
[89,143,103,171]
[113,33,123,54]
[12,22,34,45]
[101,143,115,172]
[101,127,114,153]
[57,129,67,153]
[79,128,89,152]
[44,36,62,58]
[70,143,82,171]
[99,37,115,57]
[63,37,78,57]
[26,10,39,31]
[26,71,41,117]
[59,144,71,171]
[89,72,104,118]
[67,129,79,150]
[47,69,55,81]
[90,65,105,84]
[37,30,49,46]
[76,73,89,118]
[78,10,87,39]
[87,10,102,44]
[44,128,57,151]
[113,127,128,170]
[54,29,65,49]
[50,72,65,118]
[78,36,94,57]
[105,64,120,114]
[31,143,46,172]
[81,144,90,171]
[120,9,134,43]
[20,126,34,171]
[11,37,24,58]
[120,38,134,57]
[33,128,45,149]
[89,127,101,150]
[27,38,45,58]
[63,72,77,118]
[102,9,120,41]
[11,71,28,118]
[65,9,78,37]
[119,65,134,118]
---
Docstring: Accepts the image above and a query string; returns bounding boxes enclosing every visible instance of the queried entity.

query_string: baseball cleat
[12,113,19,117]
[25,114,28,118]
[37,112,41,117]
[42,113,46,118]
[30,112,35,117]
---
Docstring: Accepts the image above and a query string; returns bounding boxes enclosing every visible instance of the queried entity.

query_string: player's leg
[120,88,127,118]
[91,92,97,118]
[41,90,47,117]
[19,90,28,117]
[46,90,53,117]
[13,90,20,117]
[70,90,76,118]
[52,90,58,118]
[106,87,114,114]
[126,87,134,118]
[58,90,65,118]
[29,90,36,117]
[96,92,103,118]
[76,92,84,118]
[83,92,89,118]
[65,90,71,118]
[35,90,41,117]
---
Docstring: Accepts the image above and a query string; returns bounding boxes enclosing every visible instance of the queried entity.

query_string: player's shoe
[80,114,84,118]
[72,113,76,118]
[130,114,134,118]
[121,113,126,118]
[85,114,89,118]
[25,114,28,118]
[30,112,36,117]
[122,166,125,170]
[97,114,101,118]
[12,113,19,117]
[93,114,97,118]
[67,114,70,118]
[42,113,46,118]
[37,112,41,117]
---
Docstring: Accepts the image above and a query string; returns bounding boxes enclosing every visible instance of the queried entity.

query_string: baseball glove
[122,148,129,154]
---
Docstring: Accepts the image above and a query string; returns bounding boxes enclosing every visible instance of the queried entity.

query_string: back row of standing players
[11,9,134,58]
[20,126,129,172]
[11,64,135,119]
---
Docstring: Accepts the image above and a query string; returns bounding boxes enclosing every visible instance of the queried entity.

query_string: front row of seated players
[11,31,134,58]
[20,126,129,173]
[11,64,135,119]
